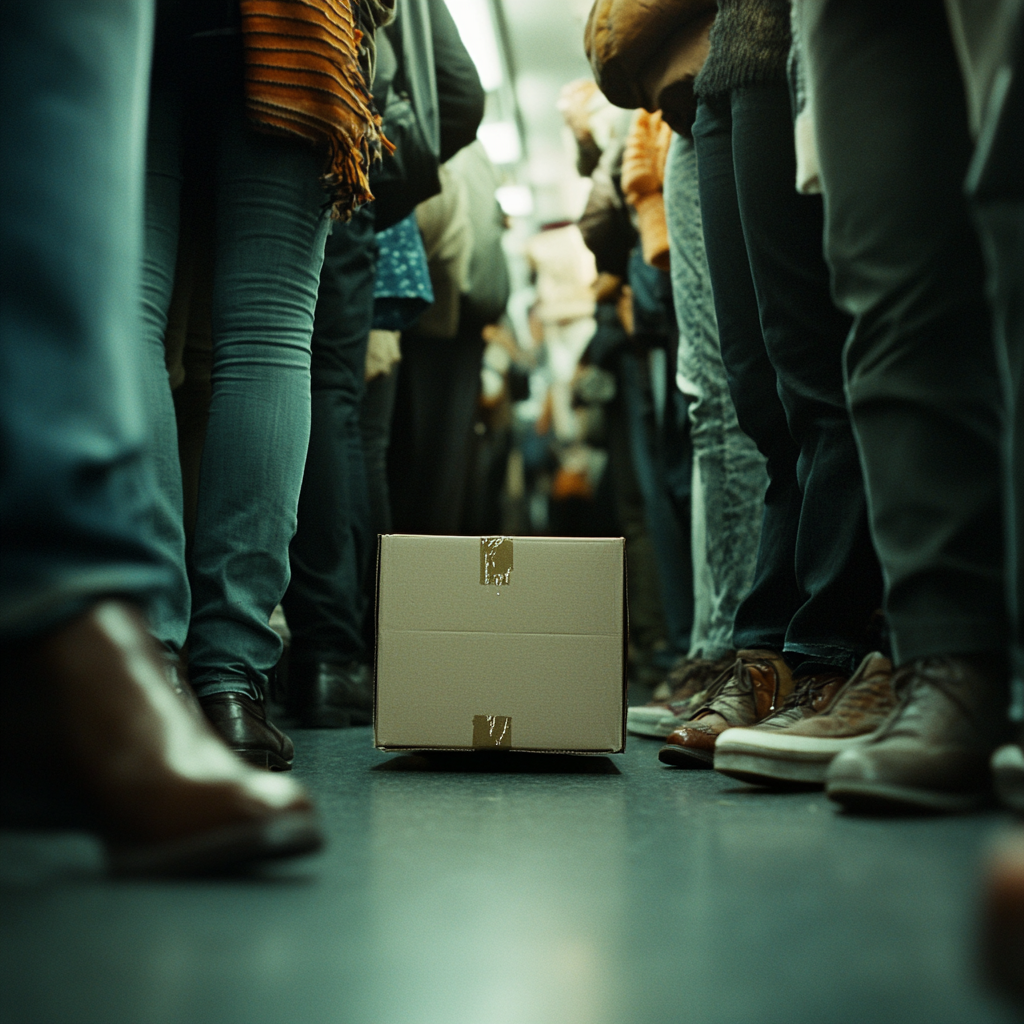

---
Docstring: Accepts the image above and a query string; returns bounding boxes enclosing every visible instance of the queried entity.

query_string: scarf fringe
[240,0,394,220]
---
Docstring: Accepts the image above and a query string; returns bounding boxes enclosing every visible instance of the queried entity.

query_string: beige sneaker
[714,652,894,787]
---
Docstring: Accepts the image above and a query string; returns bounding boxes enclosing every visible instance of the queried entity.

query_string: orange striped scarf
[240,0,395,219]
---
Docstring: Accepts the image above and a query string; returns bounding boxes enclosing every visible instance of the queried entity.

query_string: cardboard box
[374,535,627,754]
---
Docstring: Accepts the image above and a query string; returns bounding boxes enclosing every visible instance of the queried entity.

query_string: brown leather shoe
[5,601,322,875]
[627,653,738,739]
[714,652,894,787]
[658,650,795,768]
[199,692,296,771]
[982,829,1024,1006]
[825,655,1011,813]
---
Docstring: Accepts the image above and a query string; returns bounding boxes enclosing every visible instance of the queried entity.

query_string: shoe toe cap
[664,723,718,752]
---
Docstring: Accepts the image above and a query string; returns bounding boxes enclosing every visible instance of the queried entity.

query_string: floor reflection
[367,761,628,1024]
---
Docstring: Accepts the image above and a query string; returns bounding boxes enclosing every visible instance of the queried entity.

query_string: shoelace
[683,656,769,717]
[776,672,841,712]
[665,657,737,705]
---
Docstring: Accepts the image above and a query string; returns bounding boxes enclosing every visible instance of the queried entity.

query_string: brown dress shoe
[982,829,1024,1007]
[7,601,322,875]
[825,655,1011,813]
[714,652,895,787]
[658,650,794,768]
[654,652,739,707]
[199,692,296,771]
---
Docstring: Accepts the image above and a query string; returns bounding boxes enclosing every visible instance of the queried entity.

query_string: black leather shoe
[289,661,373,728]
[200,692,295,771]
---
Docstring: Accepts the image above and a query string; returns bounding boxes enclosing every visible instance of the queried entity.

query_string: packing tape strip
[473,715,512,749]
[480,536,513,586]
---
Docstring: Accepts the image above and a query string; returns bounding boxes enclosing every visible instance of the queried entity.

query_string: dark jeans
[359,364,400,652]
[140,36,330,695]
[692,84,883,674]
[283,208,377,665]
[388,314,485,534]
[0,0,170,642]
[972,47,1024,695]
[619,348,694,657]
[805,0,1010,666]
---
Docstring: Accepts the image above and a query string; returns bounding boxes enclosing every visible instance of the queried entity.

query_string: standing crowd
[0,0,1022,1001]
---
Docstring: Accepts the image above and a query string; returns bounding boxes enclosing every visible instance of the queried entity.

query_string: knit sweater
[693,0,791,98]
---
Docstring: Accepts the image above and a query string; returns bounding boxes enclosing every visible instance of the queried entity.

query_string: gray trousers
[664,134,766,659]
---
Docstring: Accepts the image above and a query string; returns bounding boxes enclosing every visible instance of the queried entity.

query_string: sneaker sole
[628,721,685,739]
[658,743,714,768]
[713,749,829,787]
[826,779,991,815]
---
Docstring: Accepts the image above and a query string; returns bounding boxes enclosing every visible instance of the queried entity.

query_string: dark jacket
[371,0,484,228]
[382,0,484,161]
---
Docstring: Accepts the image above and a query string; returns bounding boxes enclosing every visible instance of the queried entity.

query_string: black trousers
[692,84,883,673]
[805,0,1012,667]
[283,207,377,664]
[388,309,485,535]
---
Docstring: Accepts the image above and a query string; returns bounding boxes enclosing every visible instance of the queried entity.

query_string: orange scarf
[240,0,394,219]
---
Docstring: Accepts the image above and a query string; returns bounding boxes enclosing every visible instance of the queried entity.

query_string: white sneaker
[993,740,1024,814]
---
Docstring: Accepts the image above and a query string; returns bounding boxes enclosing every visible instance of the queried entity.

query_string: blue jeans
[0,0,170,642]
[664,133,766,660]
[139,36,330,695]
[692,86,883,674]
[619,344,694,659]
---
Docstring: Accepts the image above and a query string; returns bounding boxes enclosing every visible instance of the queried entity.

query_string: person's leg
[282,207,376,727]
[185,38,330,709]
[730,83,883,675]
[810,1,1007,664]
[431,309,488,535]
[0,0,321,870]
[691,94,801,656]
[964,7,1024,809]
[358,361,400,653]
[137,74,191,654]
[361,361,399,539]
[664,131,766,661]
[620,347,692,658]
[807,0,1011,810]
[0,0,170,638]
[284,207,376,667]
[605,374,670,659]
[389,323,485,535]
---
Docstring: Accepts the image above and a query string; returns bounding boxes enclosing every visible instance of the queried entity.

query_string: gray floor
[1,726,1022,1024]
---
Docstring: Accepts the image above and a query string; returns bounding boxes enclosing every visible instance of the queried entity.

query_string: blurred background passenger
[389,140,509,534]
